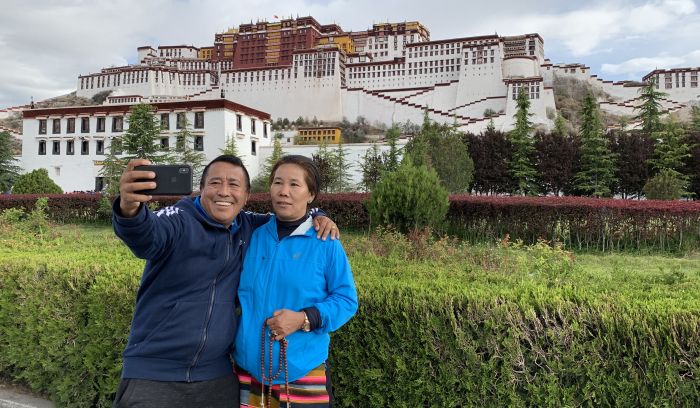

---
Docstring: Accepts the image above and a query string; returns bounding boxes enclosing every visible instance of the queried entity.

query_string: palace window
[52,119,61,134]
[194,136,204,151]
[251,140,257,156]
[81,117,90,133]
[112,116,124,132]
[251,119,256,134]
[160,137,169,150]
[176,112,186,129]
[161,113,170,130]
[96,117,106,132]
[194,112,204,129]
[67,118,75,133]
[81,140,89,155]
[52,140,60,155]
[66,140,74,155]
[39,119,47,135]
[236,114,242,131]
[38,140,46,155]
[96,140,105,155]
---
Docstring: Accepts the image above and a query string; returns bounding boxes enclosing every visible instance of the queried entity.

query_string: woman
[233,155,358,407]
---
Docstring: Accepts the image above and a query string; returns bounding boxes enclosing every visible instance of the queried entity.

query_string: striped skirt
[236,364,331,407]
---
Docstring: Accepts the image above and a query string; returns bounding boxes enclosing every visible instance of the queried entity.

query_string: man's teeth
[215,202,232,206]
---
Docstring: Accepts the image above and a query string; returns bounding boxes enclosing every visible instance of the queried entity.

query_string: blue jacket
[233,216,358,383]
[113,196,269,382]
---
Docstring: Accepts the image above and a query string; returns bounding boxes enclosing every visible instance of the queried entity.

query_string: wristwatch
[301,311,311,332]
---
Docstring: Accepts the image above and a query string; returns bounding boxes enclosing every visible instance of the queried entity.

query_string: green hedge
[1,229,699,407]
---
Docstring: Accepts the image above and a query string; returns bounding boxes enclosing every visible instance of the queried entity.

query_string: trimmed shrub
[12,169,62,194]
[366,162,449,233]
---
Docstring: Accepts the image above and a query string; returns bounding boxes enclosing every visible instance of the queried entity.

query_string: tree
[466,128,513,194]
[690,106,700,132]
[403,112,473,193]
[645,117,692,197]
[312,142,339,193]
[553,114,568,136]
[534,130,578,195]
[634,77,668,135]
[332,139,354,192]
[220,133,241,157]
[574,92,617,197]
[12,168,62,194]
[686,128,700,198]
[252,135,284,192]
[172,120,207,185]
[359,143,385,192]
[120,104,164,161]
[99,103,164,195]
[507,88,539,195]
[643,169,685,200]
[611,130,654,199]
[366,159,449,234]
[0,131,21,192]
[383,125,402,173]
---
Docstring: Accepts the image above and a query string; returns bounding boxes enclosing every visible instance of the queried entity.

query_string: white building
[21,98,272,192]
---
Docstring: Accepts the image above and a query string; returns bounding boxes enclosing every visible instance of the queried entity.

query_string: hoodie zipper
[186,233,235,382]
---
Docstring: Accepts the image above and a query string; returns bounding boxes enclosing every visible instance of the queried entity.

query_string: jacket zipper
[186,233,234,382]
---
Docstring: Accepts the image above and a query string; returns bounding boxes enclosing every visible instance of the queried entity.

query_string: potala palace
[15,16,700,192]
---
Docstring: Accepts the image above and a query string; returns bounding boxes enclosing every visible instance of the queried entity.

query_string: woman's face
[270,163,315,222]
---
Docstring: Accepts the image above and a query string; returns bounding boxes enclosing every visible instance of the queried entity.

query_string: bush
[366,162,449,233]
[643,169,685,200]
[12,169,62,194]
[0,230,699,407]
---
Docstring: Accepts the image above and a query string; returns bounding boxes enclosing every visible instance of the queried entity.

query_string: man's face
[199,162,249,227]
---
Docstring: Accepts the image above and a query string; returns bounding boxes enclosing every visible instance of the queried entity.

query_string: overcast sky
[1,0,699,109]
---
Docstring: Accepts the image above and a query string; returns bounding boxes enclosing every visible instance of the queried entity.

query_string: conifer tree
[644,116,692,197]
[0,131,21,192]
[252,135,285,192]
[508,88,539,195]
[690,106,700,132]
[172,120,206,184]
[404,111,473,193]
[553,114,568,136]
[634,77,668,135]
[332,139,353,192]
[574,92,617,197]
[312,142,339,193]
[220,133,241,157]
[99,103,164,194]
[360,143,385,192]
[383,125,402,173]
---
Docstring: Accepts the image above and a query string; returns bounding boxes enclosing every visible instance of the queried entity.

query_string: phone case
[134,164,193,196]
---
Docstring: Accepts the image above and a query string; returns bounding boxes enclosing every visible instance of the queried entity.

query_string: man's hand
[118,159,157,218]
[313,216,340,240]
[266,309,306,341]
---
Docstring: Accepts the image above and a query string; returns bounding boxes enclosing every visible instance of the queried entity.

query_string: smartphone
[134,164,193,196]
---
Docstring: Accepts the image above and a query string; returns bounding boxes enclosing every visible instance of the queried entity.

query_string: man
[112,156,338,407]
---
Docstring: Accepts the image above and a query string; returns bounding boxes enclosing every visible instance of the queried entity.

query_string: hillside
[0,90,111,136]
[553,76,629,130]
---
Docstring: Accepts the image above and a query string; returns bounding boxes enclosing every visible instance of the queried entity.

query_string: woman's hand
[266,309,306,341]
[313,216,340,241]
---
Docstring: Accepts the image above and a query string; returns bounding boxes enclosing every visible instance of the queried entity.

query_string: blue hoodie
[233,216,358,383]
[113,196,269,382]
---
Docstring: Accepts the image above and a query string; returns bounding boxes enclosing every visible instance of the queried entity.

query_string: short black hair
[200,155,251,191]
[269,155,320,201]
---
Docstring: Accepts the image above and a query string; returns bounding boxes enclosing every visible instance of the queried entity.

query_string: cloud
[602,50,700,77]
[0,0,699,108]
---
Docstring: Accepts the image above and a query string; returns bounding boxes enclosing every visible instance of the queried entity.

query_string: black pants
[113,373,239,408]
